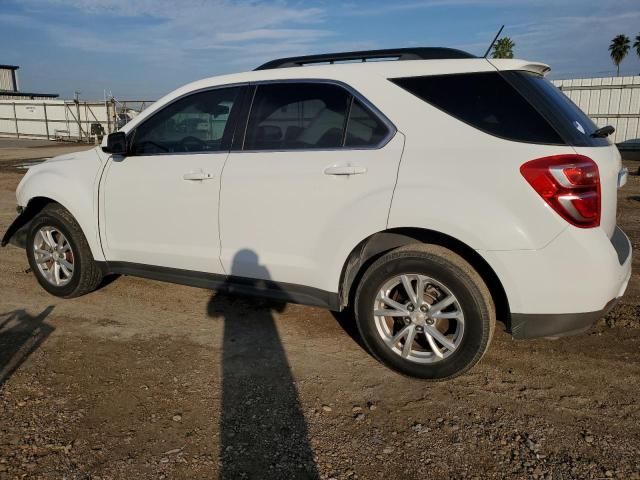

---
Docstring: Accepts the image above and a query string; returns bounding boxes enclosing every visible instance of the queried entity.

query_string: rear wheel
[354,244,495,380]
[26,204,103,298]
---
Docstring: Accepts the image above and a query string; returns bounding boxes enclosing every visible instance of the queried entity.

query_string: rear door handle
[324,165,367,176]
[183,171,214,181]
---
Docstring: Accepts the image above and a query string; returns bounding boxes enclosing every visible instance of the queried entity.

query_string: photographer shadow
[0,306,54,386]
[207,250,318,479]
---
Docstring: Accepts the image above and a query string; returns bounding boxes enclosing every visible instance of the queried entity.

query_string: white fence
[553,76,640,149]
[0,99,151,142]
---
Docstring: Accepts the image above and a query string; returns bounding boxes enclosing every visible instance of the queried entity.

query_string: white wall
[0,99,112,140]
[553,76,640,149]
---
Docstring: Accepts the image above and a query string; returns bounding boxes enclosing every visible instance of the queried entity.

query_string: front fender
[12,150,105,261]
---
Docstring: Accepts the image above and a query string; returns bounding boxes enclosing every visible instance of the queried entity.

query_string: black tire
[354,244,495,380]
[26,203,103,298]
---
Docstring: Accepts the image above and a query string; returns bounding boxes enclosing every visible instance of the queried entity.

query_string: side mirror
[102,132,127,155]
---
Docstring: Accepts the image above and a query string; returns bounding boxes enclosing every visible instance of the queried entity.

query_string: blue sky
[2,0,640,100]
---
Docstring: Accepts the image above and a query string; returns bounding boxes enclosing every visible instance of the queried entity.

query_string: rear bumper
[510,297,620,339]
[482,225,632,339]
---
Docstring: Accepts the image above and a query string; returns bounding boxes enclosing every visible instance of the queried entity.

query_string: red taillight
[520,154,600,228]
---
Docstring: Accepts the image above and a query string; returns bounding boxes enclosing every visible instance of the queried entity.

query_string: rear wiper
[591,125,615,138]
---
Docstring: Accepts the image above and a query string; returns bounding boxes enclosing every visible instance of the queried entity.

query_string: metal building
[0,64,58,100]
[0,64,19,91]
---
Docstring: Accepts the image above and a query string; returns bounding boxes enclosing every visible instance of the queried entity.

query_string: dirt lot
[0,146,639,479]
[0,139,93,165]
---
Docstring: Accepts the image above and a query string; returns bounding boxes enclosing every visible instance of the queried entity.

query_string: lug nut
[416,326,423,332]
[407,305,414,312]
[420,305,428,313]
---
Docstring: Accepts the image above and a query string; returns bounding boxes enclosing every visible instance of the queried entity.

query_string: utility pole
[74,91,83,142]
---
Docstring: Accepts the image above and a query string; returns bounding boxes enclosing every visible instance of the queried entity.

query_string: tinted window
[391,72,564,144]
[345,99,389,147]
[502,71,609,147]
[244,83,350,150]
[131,87,240,155]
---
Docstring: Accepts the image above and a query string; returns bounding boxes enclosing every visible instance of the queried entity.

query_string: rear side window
[391,72,564,144]
[244,83,350,150]
[502,71,609,147]
[345,99,389,147]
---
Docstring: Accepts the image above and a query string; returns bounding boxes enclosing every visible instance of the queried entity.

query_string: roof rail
[254,47,475,70]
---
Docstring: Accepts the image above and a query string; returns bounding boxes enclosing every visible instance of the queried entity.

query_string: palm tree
[491,37,515,59]
[634,34,640,58]
[609,34,630,76]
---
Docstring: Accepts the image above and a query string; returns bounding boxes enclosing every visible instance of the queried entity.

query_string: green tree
[491,37,515,59]
[609,34,630,76]
[634,33,640,58]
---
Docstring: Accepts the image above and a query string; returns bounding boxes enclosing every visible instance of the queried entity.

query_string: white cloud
[7,0,640,98]
[15,0,334,66]
[509,10,640,78]
[341,0,553,17]
[24,0,325,24]
[216,28,332,42]
[341,0,640,17]
[5,0,373,96]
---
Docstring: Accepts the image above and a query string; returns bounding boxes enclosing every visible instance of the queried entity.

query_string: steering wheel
[180,136,207,152]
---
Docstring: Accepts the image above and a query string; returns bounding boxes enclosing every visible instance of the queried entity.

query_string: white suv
[2,48,631,380]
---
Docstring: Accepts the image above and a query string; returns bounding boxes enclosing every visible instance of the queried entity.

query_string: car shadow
[0,305,55,386]
[207,250,318,479]
[330,308,366,350]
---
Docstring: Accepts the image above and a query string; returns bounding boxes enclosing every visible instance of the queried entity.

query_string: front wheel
[354,244,495,380]
[26,204,103,298]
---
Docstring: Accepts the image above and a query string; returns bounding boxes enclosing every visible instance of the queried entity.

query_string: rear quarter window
[345,99,390,147]
[501,71,609,147]
[391,72,564,145]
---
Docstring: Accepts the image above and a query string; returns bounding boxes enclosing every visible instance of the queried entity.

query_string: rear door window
[244,83,351,150]
[391,72,564,145]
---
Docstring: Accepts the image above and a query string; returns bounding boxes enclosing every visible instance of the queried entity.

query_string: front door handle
[183,171,214,181]
[324,165,367,176]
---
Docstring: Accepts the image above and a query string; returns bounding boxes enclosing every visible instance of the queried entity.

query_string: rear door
[219,81,404,292]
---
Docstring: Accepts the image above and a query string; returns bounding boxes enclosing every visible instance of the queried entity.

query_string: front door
[100,86,243,273]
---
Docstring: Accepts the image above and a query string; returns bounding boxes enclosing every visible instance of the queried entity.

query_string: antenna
[483,25,504,58]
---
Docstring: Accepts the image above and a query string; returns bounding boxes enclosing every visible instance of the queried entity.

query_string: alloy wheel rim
[373,274,464,364]
[33,226,75,287]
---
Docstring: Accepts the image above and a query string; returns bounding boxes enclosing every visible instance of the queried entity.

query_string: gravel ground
[0,149,639,479]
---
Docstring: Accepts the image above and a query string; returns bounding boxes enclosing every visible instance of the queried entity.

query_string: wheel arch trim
[339,227,511,324]
[2,196,58,248]
[1,195,104,261]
